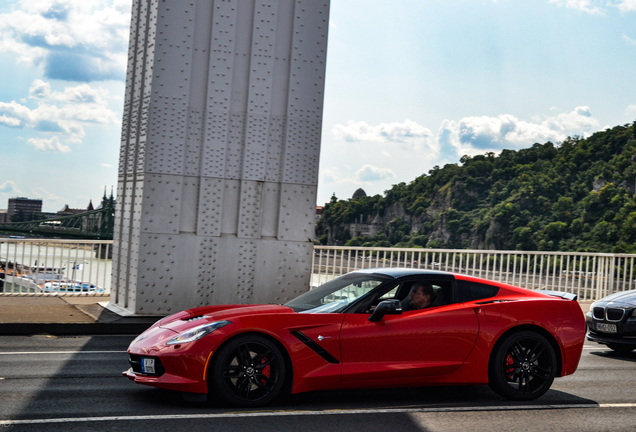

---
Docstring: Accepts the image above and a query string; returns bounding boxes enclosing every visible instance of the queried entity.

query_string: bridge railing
[0,239,112,296]
[312,246,636,301]
[3,238,634,301]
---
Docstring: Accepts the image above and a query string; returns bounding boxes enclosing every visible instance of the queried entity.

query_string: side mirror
[368,299,403,322]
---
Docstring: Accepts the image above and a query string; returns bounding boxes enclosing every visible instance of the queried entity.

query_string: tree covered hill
[317,121,636,253]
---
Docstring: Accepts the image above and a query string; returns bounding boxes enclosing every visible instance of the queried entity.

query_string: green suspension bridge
[0,194,115,240]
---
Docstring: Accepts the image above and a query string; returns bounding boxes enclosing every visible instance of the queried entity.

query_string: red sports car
[123,269,586,406]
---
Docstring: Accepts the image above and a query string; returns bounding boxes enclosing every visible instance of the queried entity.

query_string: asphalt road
[0,335,635,431]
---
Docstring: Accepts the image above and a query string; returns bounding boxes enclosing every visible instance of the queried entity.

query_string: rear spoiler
[535,290,578,301]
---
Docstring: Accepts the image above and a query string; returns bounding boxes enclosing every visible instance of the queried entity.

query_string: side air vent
[290,331,339,364]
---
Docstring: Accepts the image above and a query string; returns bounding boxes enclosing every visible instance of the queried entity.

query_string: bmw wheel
[209,334,286,407]
[489,330,557,400]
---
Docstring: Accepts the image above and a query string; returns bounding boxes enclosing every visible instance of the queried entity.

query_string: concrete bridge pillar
[111,0,330,315]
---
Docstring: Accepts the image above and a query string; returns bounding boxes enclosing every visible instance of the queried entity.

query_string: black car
[586,289,636,353]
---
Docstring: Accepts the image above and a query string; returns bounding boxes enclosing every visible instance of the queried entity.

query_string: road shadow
[589,348,636,363]
[4,335,598,432]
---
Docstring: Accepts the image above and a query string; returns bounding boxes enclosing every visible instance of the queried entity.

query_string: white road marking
[1,403,635,426]
[0,351,126,355]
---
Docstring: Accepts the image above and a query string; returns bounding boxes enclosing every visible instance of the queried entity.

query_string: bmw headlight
[166,320,231,345]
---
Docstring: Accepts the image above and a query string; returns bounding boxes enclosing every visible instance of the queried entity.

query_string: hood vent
[182,315,209,322]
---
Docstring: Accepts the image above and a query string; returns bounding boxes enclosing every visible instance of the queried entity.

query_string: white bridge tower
[111,0,330,315]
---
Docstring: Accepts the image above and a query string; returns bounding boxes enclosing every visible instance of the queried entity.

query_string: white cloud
[101,163,113,168]
[549,0,604,14]
[0,0,131,81]
[624,34,636,46]
[0,80,118,148]
[381,151,391,158]
[0,180,20,194]
[627,104,636,116]
[356,165,397,182]
[439,106,600,157]
[28,136,70,152]
[0,114,21,127]
[320,165,397,188]
[30,186,66,209]
[332,119,439,154]
[617,0,636,12]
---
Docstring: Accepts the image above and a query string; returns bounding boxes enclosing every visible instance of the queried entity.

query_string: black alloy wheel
[606,343,636,354]
[209,334,286,407]
[488,330,557,400]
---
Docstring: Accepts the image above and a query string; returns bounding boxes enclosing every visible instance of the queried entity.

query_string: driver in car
[406,282,434,310]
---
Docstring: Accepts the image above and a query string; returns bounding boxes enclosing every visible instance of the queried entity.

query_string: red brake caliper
[261,357,270,385]
[505,354,515,380]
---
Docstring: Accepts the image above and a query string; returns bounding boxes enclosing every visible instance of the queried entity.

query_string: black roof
[353,268,453,278]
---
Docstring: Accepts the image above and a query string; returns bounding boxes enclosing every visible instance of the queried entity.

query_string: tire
[606,344,635,354]
[488,330,557,400]
[209,334,286,407]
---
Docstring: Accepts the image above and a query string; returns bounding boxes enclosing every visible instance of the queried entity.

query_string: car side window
[456,281,499,302]
[377,286,399,300]
[400,279,453,311]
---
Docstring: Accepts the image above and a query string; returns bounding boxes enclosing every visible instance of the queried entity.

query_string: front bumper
[586,331,636,346]
[123,367,207,393]
[586,306,636,347]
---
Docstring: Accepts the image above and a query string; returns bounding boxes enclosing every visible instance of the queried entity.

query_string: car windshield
[285,273,390,313]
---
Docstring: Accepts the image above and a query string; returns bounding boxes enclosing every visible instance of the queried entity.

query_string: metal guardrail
[311,246,636,301]
[3,239,634,301]
[0,239,112,296]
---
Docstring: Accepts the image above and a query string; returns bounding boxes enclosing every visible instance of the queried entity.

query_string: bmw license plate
[596,323,617,333]
[141,358,155,374]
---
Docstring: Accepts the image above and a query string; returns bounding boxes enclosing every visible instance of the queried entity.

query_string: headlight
[166,320,231,345]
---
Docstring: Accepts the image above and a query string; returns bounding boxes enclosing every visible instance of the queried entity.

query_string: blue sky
[0,0,634,212]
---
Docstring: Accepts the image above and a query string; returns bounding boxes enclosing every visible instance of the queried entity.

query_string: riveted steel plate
[201,110,230,178]
[253,239,313,304]
[139,174,183,234]
[184,107,204,177]
[243,113,269,180]
[265,115,286,182]
[136,232,200,314]
[238,180,263,238]
[207,0,238,113]
[146,103,187,174]
[287,0,329,119]
[282,117,322,185]
[225,113,246,179]
[260,182,281,238]
[197,177,225,236]
[152,1,195,106]
[278,184,317,241]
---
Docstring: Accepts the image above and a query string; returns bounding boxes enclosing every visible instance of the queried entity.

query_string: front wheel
[209,334,286,407]
[489,331,557,400]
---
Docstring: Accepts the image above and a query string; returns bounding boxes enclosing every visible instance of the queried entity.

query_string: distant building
[0,210,7,224]
[57,200,94,216]
[349,213,383,238]
[352,188,367,200]
[8,197,43,221]
[316,206,323,222]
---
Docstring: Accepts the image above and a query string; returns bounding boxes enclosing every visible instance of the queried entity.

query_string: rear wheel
[209,335,286,407]
[606,344,635,354]
[489,331,557,400]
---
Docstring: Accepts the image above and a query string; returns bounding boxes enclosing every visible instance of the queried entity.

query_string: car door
[339,278,479,384]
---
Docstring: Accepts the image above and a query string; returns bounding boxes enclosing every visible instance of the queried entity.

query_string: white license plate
[141,358,155,374]
[596,323,617,333]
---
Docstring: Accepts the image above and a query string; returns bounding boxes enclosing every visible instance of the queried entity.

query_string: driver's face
[409,286,432,309]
